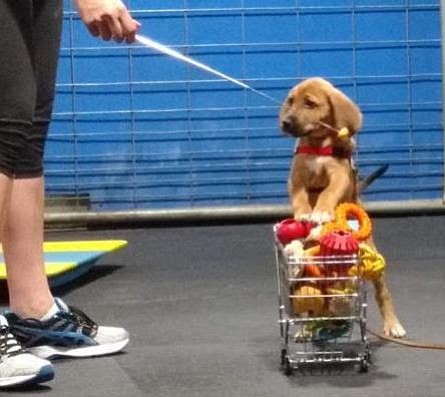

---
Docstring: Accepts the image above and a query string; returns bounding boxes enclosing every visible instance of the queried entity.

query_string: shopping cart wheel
[358,359,369,373]
[283,357,292,376]
[280,348,286,366]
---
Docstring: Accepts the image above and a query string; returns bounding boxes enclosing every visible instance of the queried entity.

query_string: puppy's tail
[358,164,389,193]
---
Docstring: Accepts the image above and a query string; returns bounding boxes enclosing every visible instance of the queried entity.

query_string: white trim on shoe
[29,337,130,359]
[0,374,40,387]
[0,363,54,387]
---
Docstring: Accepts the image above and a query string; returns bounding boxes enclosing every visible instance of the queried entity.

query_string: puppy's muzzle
[280,116,310,137]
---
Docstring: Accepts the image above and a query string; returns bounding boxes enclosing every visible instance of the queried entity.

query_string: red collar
[295,145,351,159]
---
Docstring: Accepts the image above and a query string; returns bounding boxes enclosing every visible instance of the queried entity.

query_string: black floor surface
[3,215,445,396]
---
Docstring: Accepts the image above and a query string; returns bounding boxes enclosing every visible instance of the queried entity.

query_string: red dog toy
[276,219,313,245]
[319,231,359,276]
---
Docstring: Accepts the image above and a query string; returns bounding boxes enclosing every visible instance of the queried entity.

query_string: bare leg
[0,174,13,260]
[2,176,130,360]
[0,173,12,217]
[3,176,53,319]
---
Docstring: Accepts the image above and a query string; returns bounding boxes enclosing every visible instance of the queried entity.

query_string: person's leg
[0,176,13,244]
[3,0,130,360]
[0,1,54,387]
[3,177,52,319]
[2,0,63,319]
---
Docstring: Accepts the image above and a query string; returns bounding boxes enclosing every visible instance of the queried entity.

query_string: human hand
[75,0,140,43]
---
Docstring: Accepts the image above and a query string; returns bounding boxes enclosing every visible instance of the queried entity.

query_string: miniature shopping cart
[274,226,371,375]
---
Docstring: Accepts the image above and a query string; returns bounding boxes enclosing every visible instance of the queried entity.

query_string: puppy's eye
[304,96,317,109]
[287,97,294,106]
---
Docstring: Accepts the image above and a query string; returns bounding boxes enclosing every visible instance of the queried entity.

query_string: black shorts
[0,0,62,178]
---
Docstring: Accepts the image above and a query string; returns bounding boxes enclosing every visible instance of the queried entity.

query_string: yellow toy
[317,121,349,140]
[292,285,325,316]
[348,243,386,280]
[338,127,350,139]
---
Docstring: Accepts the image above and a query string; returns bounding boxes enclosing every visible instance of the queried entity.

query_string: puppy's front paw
[310,211,333,225]
[383,321,406,338]
[295,213,311,222]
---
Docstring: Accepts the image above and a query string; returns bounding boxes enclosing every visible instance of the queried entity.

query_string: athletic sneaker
[0,315,54,387]
[4,298,129,360]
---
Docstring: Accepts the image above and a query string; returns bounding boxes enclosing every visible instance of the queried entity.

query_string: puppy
[279,77,406,338]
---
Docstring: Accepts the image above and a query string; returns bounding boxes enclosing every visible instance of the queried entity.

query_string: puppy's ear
[328,87,362,135]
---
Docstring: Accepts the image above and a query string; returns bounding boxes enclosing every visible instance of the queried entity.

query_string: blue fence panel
[45,0,444,210]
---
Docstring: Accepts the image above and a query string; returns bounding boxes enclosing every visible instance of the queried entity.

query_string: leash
[367,328,445,351]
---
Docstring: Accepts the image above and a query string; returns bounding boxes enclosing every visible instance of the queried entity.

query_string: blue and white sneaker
[0,315,54,387]
[4,298,129,360]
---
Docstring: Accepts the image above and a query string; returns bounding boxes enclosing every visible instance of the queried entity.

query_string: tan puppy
[279,77,406,338]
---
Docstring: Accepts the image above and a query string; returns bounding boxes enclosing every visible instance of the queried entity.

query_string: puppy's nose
[281,118,293,133]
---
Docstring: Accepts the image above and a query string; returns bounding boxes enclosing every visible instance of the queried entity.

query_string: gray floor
[3,215,445,396]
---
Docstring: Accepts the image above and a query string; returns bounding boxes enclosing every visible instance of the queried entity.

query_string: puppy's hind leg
[372,274,406,338]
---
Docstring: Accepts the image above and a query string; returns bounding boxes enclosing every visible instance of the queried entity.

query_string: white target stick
[135,34,279,104]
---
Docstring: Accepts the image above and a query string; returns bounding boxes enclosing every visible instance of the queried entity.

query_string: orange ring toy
[334,203,372,241]
[321,221,344,237]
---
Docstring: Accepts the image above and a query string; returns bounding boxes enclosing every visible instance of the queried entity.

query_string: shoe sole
[0,364,54,387]
[28,337,129,359]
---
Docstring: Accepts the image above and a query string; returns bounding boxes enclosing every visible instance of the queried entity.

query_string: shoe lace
[0,325,25,357]
[64,306,98,334]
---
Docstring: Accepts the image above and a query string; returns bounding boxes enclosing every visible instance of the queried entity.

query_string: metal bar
[441,0,445,202]
[44,199,445,228]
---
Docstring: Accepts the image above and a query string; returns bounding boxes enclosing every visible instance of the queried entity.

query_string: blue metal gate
[45,1,444,211]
